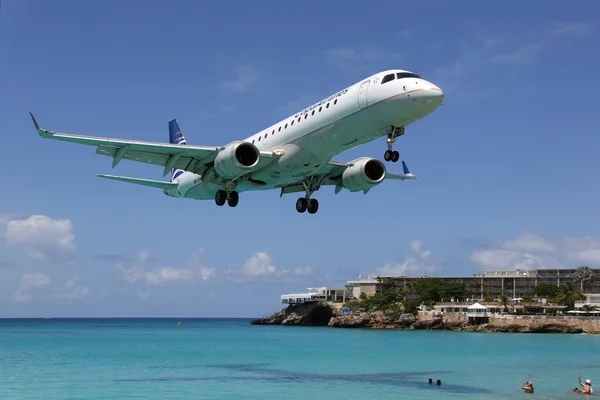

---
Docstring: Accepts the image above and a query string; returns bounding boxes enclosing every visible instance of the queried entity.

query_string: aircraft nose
[422,85,444,106]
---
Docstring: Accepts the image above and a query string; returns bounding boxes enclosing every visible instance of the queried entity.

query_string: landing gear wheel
[215,190,227,206]
[296,198,307,213]
[227,191,239,207]
[307,199,319,214]
[384,126,404,162]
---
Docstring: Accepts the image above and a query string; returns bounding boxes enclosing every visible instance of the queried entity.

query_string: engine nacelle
[214,141,261,179]
[341,157,386,192]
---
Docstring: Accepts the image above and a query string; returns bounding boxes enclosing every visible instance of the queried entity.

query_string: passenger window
[381,74,395,84]
[311,110,315,116]
[278,127,281,132]
[297,117,301,122]
[264,133,267,138]
[258,137,261,141]
[334,99,337,105]
[291,120,294,126]
[285,123,288,128]
[272,130,275,135]
[326,103,329,108]
[319,107,322,112]
[252,139,255,144]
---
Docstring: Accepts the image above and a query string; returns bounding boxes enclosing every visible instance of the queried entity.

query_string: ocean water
[1,318,599,399]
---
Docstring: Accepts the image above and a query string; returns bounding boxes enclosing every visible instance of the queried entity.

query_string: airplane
[30,69,443,214]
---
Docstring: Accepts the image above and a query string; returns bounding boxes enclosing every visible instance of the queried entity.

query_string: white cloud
[243,252,277,277]
[376,239,436,277]
[549,22,594,37]
[221,65,259,93]
[6,215,76,261]
[119,251,197,286]
[471,232,600,270]
[488,44,540,64]
[115,249,315,292]
[323,46,404,74]
[53,276,90,300]
[501,232,556,253]
[13,273,51,302]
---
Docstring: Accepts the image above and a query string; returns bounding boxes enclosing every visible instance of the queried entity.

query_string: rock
[398,313,416,327]
[413,317,443,330]
[328,310,372,328]
[251,301,338,326]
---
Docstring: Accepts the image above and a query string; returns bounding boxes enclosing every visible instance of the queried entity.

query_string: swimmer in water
[521,381,534,393]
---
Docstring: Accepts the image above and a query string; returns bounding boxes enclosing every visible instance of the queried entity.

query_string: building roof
[467,302,487,310]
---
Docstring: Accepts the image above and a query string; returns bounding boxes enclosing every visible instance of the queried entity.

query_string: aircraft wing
[29,112,276,176]
[96,174,178,190]
[278,159,416,197]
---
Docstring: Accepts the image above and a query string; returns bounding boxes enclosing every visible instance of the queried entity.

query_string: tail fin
[169,119,187,145]
[168,119,186,181]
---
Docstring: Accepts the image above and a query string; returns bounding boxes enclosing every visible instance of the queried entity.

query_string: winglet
[29,112,55,138]
[402,161,416,179]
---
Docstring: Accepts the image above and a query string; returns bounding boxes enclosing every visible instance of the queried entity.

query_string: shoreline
[251,302,600,334]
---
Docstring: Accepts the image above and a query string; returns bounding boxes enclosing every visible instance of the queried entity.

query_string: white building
[573,293,600,313]
[280,286,351,304]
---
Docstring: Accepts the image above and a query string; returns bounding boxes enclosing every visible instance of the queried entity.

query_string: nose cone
[422,85,444,108]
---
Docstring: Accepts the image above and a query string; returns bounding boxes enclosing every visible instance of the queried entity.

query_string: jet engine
[341,157,386,192]
[214,141,261,179]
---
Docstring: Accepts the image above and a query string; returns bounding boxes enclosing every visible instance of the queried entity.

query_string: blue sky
[1,0,599,318]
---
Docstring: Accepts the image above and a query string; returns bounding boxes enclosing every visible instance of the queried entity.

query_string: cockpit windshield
[397,72,420,79]
[381,71,421,84]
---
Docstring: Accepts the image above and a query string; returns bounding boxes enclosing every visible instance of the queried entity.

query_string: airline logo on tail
[168,119,186,181]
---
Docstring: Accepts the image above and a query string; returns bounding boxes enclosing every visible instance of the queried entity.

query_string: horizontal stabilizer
[96,174,178,190]
[386,161,416,180]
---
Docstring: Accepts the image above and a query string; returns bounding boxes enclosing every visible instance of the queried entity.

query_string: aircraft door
[357,80,370,109]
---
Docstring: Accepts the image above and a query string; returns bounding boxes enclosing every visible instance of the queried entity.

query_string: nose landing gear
[384,126,404,163]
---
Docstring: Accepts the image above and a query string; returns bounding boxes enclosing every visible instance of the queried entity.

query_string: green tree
[498,293,509,313]
[413,278,445,302]
[443,280,472,301]
[556,282,585,310]
[533,284,561,298]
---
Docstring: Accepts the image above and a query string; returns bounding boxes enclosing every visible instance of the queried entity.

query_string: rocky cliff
[252,303,600,334]
[328,311,600,334]
[251,301,338,326]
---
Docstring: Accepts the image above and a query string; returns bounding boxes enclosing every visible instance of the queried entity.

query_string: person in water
[576,376,593,394]
[428,378,433,384]
[521,381,534,393]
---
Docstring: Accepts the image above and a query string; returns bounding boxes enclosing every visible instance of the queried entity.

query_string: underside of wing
[278,158,416,197]
[30,112,279,177]
[96,174,178,190]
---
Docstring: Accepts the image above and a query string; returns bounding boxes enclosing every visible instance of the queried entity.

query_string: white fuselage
[168,69,443,199]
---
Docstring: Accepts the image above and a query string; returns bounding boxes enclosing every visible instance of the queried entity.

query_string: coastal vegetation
[342,266,593,314]
[343,277,474,315]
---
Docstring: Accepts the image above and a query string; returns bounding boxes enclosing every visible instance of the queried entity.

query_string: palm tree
[498,293,509,313]
[557,282,585,310]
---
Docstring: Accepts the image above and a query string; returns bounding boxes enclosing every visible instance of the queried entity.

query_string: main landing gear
[296,197,319,214]
[383,126,405,163]
[296,176,320,214]
[215,189,239,207]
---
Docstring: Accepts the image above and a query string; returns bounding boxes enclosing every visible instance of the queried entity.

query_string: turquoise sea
[1,318,599,399]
